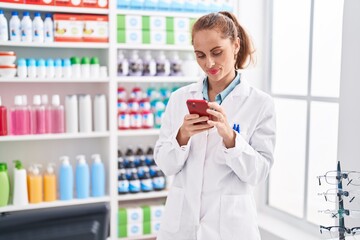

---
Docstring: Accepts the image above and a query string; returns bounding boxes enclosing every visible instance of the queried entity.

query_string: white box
[126,30,142,44]
[174,17,190,32]
[150,205,165,221]
[127,222,143,237]
[150,16,166,31]
[126,15,142,30]
[151,31,166,45]
[174,31,190,45]
[127,207,143,224]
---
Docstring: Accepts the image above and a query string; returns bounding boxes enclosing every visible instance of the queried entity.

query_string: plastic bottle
[156,51,170,76]
[90,57,100,78]
[36,58,46,78]
[43,163,56,202]
[124,147,135,174]
[0,163,10,206]
[128,169,140,193]
[59,156,73,200]
[42,94,51,134]
[118,169,129,194]
[93,94,107,132]
[78,94,92,132]
[27,164,43,204]
[140,167,153,192]
[0,96,8,136]
[44,13,54,42]
[50,95,65,133]
[27,58,37,78]
[117,50,129,76]
[128,50,143,76]
[11,95,30,135]
[13,160,29,206]
[17,58,27,78]
[9,11,21,42]
[21,11,33,42]
[91,154,105,197]
[65,94,78,133]
[31,95,46,134]
[81,57,90,79]
[70,56,81,78]
[32,12,44,43]
[0,10,8,42]
[62,58,72,79]
[145,147,154,166]
[75,155,90,199]
[169,51,183,76]
[142,51,156,76]
[45,58,55,79]
[153,169,166,191]
[118,150,125,169]
[54,58,63,78]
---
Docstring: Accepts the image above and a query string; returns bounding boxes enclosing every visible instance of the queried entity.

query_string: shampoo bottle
[0,163,10,206]
[31,95,46,134]
[50,94,65,133]
[44,163,56,202]
[13,160,29,206]
[0,96,8,136]
[27,164,43,204]
[75,155,90,199]
[59,156,73,200]
[91,154,105,197]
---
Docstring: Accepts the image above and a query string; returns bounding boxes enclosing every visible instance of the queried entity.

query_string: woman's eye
[213,51,222,56]
[196,54,205,59]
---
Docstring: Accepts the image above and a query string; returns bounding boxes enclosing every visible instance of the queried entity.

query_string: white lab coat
[154,78,276,240]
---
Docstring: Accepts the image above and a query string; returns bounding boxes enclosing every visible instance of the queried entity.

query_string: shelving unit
[0,41,110,48]
[0,77,110,83]
[117,76,200,83]
[118,190,168,202]
[0,132,110,142]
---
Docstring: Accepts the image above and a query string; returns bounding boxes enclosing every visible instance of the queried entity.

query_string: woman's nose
[205,57,215,68]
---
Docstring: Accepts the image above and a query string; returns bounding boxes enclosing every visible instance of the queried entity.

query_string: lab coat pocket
[160,186,185,233]
[220,195,260,240]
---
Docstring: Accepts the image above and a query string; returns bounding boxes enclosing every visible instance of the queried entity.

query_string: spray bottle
[59,156,73,200]
[91,154,105,197]
[13,160,29,206]
[75,155,90,199]
[44,163,56,202]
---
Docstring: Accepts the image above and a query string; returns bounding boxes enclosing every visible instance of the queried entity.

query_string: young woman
[154,11,276,240]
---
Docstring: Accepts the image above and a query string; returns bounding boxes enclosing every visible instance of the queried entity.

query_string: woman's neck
[208,70,236,96]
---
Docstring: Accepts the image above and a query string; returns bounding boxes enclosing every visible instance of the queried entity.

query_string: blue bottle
[75,155,90,199]
[91,154,105,197]
[59,156,73,200]
[118,169,129,194]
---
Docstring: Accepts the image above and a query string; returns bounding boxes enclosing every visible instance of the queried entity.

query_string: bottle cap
[62,58,71,67]
[52,94,60,106]
[32,164,42,175]
[45,58,54,67]
[90,57,99,65]
[36,59,45,67]
[76,155,86,164]
[33,95,41,105]
[0,163,7,172]
[91,154,102,163]
[34,12,41,17]
[157,51,166,61]
[70,57,81,65]
[81,57,90,65]
[22,95,27,105]
[45,13,52,18]
[59,156,70,165]
[47,163,55,174]
[143,51,152,61]
[27,58,36,67]
[0,96,2,106]
[17,58,26,67]
[11,11,18,16]
[23,11,30,17]
[41,94,48,105]
[13,160,24,170]
[54,58,62,67]
[14,95,22,106]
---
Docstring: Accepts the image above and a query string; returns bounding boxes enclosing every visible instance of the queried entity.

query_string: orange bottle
[44,163,57,202]
[27,164,43,204]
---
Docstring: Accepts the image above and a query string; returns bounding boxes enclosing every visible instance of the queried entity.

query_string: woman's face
[193,29,240,85]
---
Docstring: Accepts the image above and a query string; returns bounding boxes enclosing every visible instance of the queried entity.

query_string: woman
[154,11,276,240]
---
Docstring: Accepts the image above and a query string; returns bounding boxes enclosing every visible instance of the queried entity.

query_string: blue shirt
[202,72,241,105]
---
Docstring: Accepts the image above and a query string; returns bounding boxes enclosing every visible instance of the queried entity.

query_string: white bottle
[142,51,156,76]
[32,12,44,43]
[78,94,92,132]
[21,12,32,42]
[13,160,29,206]
[62,59,72,79]
[117,50,129,76]
[17,58,27,78]
[45,58,55,79]
[93,94,107,132]
[36,58,46,78]
[9,11,21,42]
[0,10,8,42]
[44,13,53,42]
[155,51,170,76]
[65,94,78,133]
[54,58,62,78]
[27,58,37,78]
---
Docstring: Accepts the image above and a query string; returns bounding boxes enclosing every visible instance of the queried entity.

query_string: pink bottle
[31,95,46,134]
[11,95,30,135]
[42,95,51,134]
[0,96,8,136]
[50,95,64,134]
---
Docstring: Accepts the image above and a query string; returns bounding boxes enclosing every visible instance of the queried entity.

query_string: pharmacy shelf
[116,44,193,51]
[0,132,110,142]
[118,191,168,202]
[117,129,160,137]
[0,77,110,83]
[120,234,157,240]
[117,76,200,83]
[0,3,109,14]
[116,9,201,18]
[0,41,109,49]
[0,196,111,213]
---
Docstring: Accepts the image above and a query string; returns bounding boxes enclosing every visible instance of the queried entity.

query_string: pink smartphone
[186,99,210,117]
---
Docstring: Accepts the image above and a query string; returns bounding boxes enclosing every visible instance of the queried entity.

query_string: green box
[141,205,151,222]
[166,31,175,45]
[118,208,128,225]
[166,16,174,31]
[143,222,151,235]
[142,16,150,30]
[118,225,127,238]
[117,14,125,30]
[117,30,125,43]
[142,30,150,44]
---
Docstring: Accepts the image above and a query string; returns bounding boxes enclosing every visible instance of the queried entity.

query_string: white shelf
[0,3,109,14]
[0,77,110,83]
[0,132,110,142]
[0,41,109,49]
[116,9,201,18]
[118,129,160,137]
[118,191,168,202]
[0,196,111,213]
[117,76,200,83]
[119,234,157,240]
[116,44,193,51]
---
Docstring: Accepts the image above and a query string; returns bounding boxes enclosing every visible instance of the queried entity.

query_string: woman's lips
[208,69,219,75]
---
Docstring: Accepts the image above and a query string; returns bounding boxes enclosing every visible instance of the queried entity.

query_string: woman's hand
[206,102,236,148]
[176,114,212,146]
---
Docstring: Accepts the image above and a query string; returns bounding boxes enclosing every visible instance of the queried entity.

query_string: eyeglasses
[320,225,360,238]
[317,171,360,186]
[318,209,360,219]
[318,188,360,203]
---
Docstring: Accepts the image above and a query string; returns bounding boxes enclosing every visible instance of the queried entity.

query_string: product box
[118,223,143,238]
[142,205,165,222]
[166,31,190,45]
[0,0,24,3]
[174,17,190,32]
[118,207,143,225]
[82,0,108,8]
[142,30,166,45]
[54,14,83,42]
[83,15,108,42]
[25,0,53,5]
[117,29,142,44]
[149,16,166,31]
[125,15,142,30]
[54,0,81,7]
[143,221,161,234]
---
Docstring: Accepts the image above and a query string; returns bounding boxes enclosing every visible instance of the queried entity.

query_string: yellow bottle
[44,163,57,202]
[27,164,43,204]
